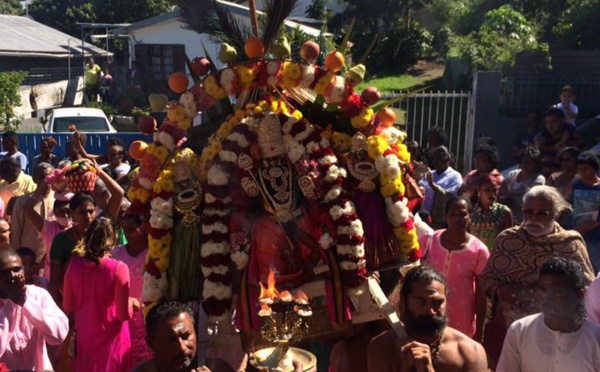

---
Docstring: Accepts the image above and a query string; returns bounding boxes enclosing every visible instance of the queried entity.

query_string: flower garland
[138,102,197,304]
[200,99,367,318]
[365,128,421,262]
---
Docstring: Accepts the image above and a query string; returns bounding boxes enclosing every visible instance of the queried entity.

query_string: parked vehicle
[40,107,117,133]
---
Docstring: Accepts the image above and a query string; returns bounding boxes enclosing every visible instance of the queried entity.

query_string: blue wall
[17,133,153,174]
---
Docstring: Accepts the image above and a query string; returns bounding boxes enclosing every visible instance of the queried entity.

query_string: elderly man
[10,162,54,263]
[0,249,68,370]
[480,185,594,365]
[0,157,36,208]
[368,265,487,372]
[497,258,600,371]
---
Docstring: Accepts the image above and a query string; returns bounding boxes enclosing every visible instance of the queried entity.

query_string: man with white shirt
[497,257,600,372]
[420,146,462,228]
[0,249,68,370]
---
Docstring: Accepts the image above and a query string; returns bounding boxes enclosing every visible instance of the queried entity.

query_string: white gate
[386,91,475,173]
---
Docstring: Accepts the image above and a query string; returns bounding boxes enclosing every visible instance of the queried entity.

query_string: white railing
[384,91,474,173]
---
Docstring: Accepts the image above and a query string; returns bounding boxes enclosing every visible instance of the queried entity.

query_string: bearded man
[479,185,595,365]
[367,265,487,372]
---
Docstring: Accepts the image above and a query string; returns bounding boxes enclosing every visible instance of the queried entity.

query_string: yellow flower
[396,143,411,163]
[291,110,303,121]
[367,136,388,160]
[281,61,302,87]
[204,75,227,100]
[380,176,405,197]
[154,170,175,193]
[167,105,187,122]
[332,132,352,152]
[234,65,255,89]
[350,107,374,129]
[154,146,169,164]
[154,254,170,272]
[313,72,334,95]
[395,227,419,253]
[177,117,193,131]
[146,143,157,156]
[234,109,245,121]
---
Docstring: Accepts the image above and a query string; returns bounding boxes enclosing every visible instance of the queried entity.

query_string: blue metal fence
[18,133,153,174]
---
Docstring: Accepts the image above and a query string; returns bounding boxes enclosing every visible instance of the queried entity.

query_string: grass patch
[357,74,426,92]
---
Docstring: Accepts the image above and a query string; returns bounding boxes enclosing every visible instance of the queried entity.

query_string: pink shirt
[42,220,71,279]
[420,230,490,336]
[111,245,147,301]
[0,285,69,370]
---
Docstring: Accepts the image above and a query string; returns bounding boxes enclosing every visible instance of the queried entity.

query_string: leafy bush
[0,71,28,131]
[85,101,118,117]
[448,5,549,75]
[360,21,432,73]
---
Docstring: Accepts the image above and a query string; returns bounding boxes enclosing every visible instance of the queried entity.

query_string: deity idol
[168,150,204,301]
[346,132,403,270]
[238,114,325,288]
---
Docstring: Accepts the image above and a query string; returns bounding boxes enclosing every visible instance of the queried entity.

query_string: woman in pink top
[420,196,490,341]
[111,213,152,367]
[63,217,132,372]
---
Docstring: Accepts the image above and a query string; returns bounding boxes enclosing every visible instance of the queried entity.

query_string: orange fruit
[325,51,345,73]
[376,107,397,128]
[168,72,189,93]
[245,37,265,59]
[129,140,148,161]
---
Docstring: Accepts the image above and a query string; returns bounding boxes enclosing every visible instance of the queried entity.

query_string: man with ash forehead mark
[497,257,600,371]
[367,265,487,372]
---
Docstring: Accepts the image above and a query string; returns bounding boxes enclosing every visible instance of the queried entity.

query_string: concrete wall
[472,71,526,170]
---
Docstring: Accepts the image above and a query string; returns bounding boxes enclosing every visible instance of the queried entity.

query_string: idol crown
[258,114,285,158]
[351,132,368,153]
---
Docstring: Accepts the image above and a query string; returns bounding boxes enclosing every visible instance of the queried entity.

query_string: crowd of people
[0,84,599,372]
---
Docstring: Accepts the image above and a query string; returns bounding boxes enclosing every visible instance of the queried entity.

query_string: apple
[300,41,320,61]
[361,86,381,105]
[148,93,168,112]
[138,115,157,135]
[190,57,211,76]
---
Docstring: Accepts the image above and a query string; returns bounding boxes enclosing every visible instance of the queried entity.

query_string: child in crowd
[554,85,578,129]
[16,247,49,289]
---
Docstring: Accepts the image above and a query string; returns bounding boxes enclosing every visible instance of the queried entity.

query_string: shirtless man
[367,265,487,372]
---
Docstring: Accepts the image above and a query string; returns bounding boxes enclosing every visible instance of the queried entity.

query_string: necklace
[429,332,445,366]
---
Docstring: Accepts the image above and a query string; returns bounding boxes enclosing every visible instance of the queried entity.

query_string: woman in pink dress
[420,196,490,341]
[111,213,152,367]
[63,217,132,372]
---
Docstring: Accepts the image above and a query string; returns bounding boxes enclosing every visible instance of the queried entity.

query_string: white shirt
[497,313,600,372]
[586,273,600,325]
[556,102,578,126]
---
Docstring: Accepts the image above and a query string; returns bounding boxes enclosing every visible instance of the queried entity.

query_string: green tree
[555,0,600,48]
[0,71,27,131]
[0,0,23,15]
[305,0,328,21]
[28,0,171,36]
[448,5,548,75]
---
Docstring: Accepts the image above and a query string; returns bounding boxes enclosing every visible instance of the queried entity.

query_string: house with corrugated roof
[0,14,111,85]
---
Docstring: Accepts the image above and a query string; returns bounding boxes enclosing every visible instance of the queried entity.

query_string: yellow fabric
[0,171,36,207]
[84,64,102,85]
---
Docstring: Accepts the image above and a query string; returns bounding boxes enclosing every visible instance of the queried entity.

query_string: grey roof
[0,15,111,58]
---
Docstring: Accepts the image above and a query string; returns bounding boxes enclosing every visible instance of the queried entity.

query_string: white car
[40,107,117,133]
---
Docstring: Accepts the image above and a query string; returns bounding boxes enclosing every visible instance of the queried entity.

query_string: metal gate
[386,90,475,173]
